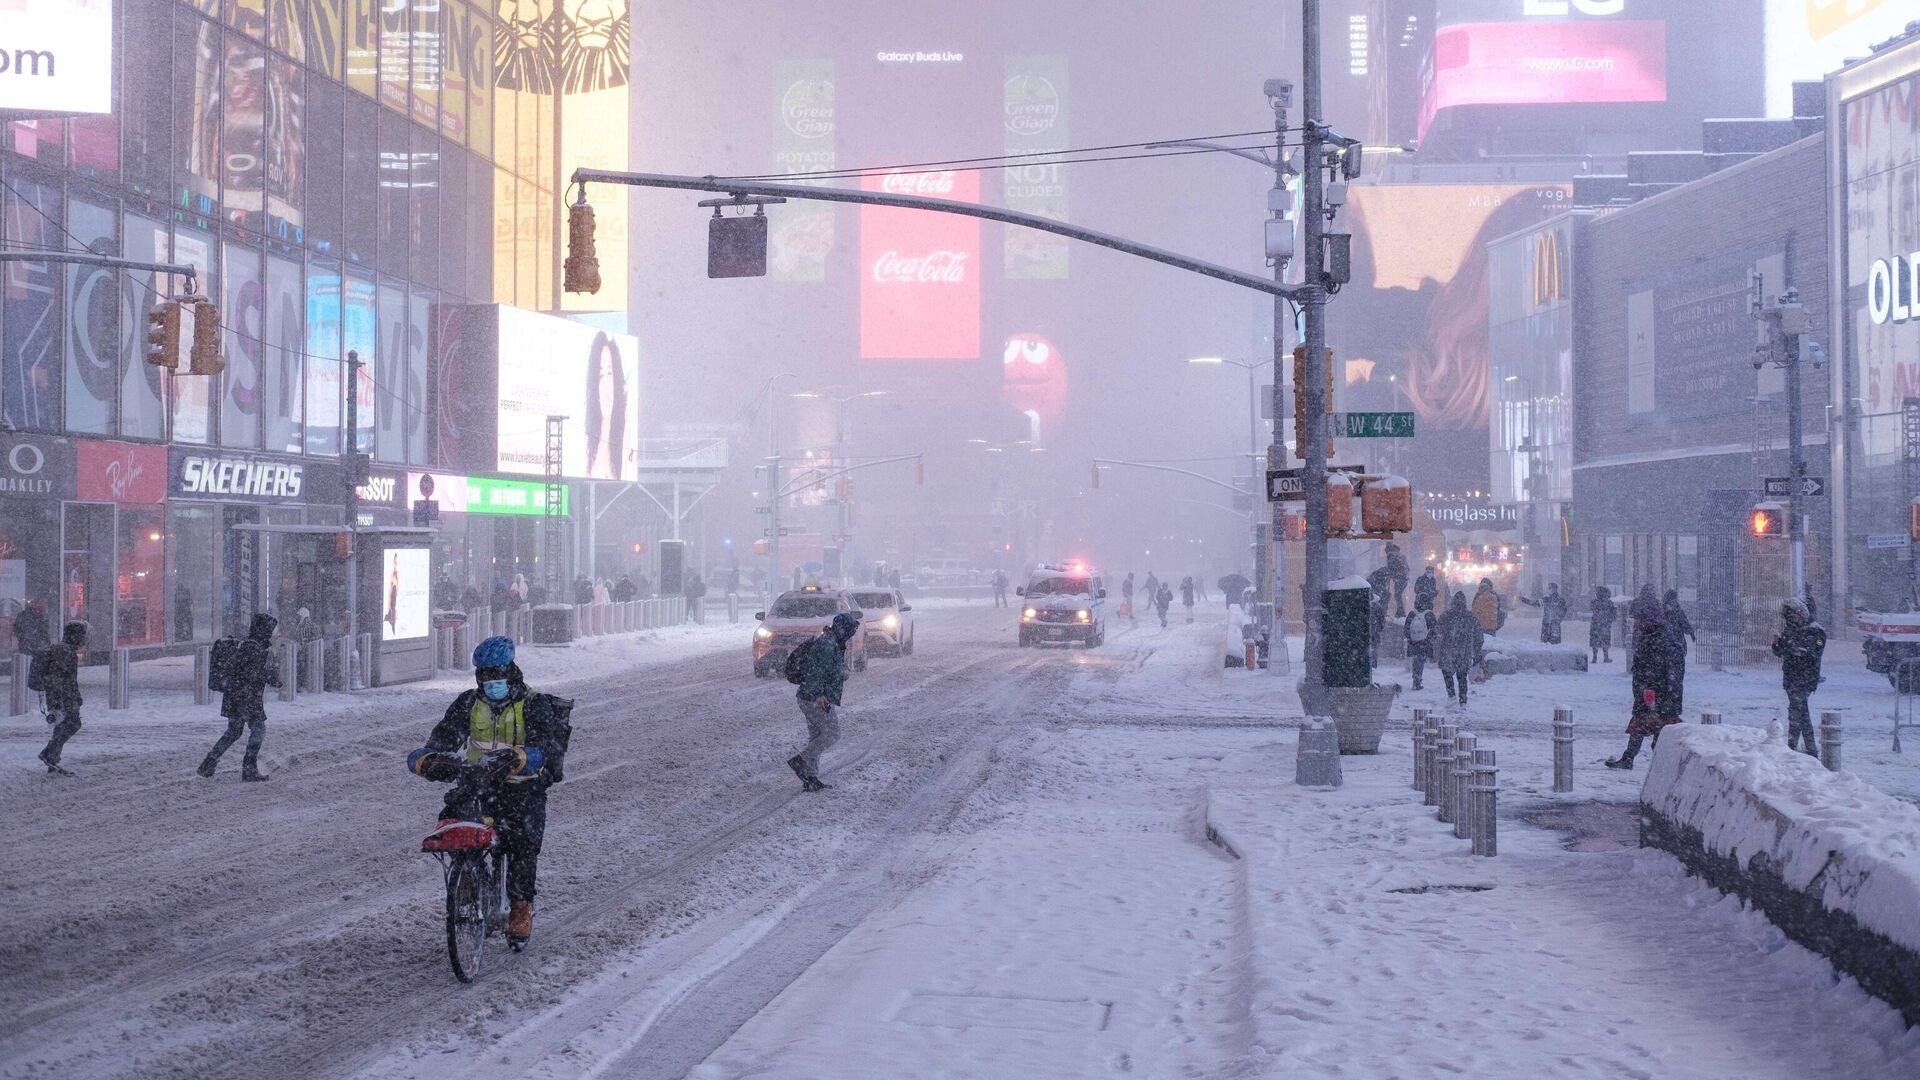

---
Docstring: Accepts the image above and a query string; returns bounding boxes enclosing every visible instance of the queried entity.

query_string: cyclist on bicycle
[407,635,571,946]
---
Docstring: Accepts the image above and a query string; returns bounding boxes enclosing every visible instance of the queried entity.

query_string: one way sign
[1763,476,1825,498]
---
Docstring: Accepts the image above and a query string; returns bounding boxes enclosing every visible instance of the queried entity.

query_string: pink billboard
[859,169,981,360]
[1419,21,1668,138]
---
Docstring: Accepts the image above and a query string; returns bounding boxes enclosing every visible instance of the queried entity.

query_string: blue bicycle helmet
[473,634,516,670]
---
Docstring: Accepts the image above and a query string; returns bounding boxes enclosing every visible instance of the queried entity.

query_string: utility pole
[1299,0,1333,716]
[343,349,363,639]
[1753,274,1818,599]
[1266,78,1292,677]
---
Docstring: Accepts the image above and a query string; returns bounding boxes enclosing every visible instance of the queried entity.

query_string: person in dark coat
[1412,566,1439,614]
[1217,572,1251,610]
[1663,589,1695,712]
[37,621,87,776]
[1121,573,1137,622]
[612,574,636,602]
[460,584,484,612]
[1435,593,1483,705]
[1179,577,1196,623]
[1772,598,1827,757]
[684,574,707,623]
[198,614,282,781]
[787,613,860,792]
[573,575,595,605]
[12,598,49,656]
[1384,543,1410,616]
[1404,606,1436,691]
[1367,567,1393,665]
[1589,586,1616,664]
[408,634,572,945]
[1521,583,1568,645]
[1607,606,1680,769]
[1154,584,1173,628]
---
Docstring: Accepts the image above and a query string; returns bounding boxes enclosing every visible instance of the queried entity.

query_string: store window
[121,214,170,439]
[167,504,218,643]
[342,92,377,265]
[66,199,121,436]
[62,504,115,642]
[344,271,377,455]
[123,0,175,197]
[304,257,343,454]
[7,118,64,164]
[222,34,269,232]
[0,501,61,651]
[168,224,218,445]
[264,254,304,453]
[411,132,440,289]
[118,508,167,646]
[375,279,406,463]
[173,11,222,217]
[266,56,304,243]
[71,115,121,180]
[221,241,264,448]
[376,106,411,279]
[2,179,63,432]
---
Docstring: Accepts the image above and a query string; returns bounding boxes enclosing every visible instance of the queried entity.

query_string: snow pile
[1483,638,1587,673]
[1643,723,1920,953]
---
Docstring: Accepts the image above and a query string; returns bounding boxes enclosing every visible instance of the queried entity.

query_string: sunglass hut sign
[174,454,305,500]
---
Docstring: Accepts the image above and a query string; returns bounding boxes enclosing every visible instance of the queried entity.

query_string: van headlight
[755,626,772,640]
[1022,607,1038,621]
[1075,609,1091,623]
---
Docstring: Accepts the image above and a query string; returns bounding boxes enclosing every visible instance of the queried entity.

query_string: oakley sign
[1867,253,1920,326]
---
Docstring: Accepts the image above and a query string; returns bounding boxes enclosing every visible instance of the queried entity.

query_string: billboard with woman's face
[494,306,641,480]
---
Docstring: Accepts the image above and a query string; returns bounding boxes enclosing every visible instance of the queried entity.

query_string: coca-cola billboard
[860,169,981,359]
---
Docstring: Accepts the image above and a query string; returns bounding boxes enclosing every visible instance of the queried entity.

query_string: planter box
[1329,684,1399,754]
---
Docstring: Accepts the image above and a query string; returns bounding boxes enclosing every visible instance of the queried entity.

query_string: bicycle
[419,760,521,983]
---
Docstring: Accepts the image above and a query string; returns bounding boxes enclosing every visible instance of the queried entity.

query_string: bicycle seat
[421,819,497,852]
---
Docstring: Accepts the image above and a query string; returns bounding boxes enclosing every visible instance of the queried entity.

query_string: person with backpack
[407,635,572,947]
[197,615,282,781]
[35,621,87,776]
[784,612,861,792]
[1404,606,1435,691]
[1435,593,1482,706]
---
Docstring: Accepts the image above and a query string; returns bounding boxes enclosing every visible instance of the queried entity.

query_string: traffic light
[1750,501,1785,537]
[564,197,601,294]
[188,300,225,375]
[144,300,181,368]
[1292,345,1334,461]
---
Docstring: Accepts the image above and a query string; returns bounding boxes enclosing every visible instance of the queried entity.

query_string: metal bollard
[1411,708,1431,790]
[1820,712,1843,772]
[279,641,298,701]
[304,639,326,693]
[1453,732,1478,839]
[1423,722,1446,806]
[1435,725,1459,824]
[1472,749,1499,856]
[1419,719,1437,804]
[1552,707,1575,793]
[109,648,130,710]
[454,625,472,670]
[1700,710,1721,726]
[9,652,29,716]
[193,643,213,705]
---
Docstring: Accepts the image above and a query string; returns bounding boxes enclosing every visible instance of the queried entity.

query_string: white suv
[1017,565,1107,647]
[847,588,915,656]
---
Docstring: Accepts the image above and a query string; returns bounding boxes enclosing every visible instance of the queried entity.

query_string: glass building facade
[0,0,630,654]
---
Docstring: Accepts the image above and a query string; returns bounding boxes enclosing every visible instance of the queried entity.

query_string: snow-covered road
[5,605,1917,1079]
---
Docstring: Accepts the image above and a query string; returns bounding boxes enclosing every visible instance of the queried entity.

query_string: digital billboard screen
[1419,20,1668,137]
[1329,183,1573,491]
[1846,69,1920,458]
[859,169,981,360]
[495,307,642,480]
[381,548,431,639]
[0,0,114,114]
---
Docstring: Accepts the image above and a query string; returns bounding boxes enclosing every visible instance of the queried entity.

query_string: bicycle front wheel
[446,856,487,983]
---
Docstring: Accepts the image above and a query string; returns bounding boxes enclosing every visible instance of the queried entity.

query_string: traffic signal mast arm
[775,454,925,499]
[1092,458,1255,499]
[569,168,1319,304]
[0,249,198,286]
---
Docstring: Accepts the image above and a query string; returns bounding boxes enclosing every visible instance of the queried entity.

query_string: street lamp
[1183,355,1268,628]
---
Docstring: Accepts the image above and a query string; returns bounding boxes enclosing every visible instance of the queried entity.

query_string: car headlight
[1076,609,1091,623]
[882,613,898,628]
[1022,607,1038,621]
[755,626,772,640]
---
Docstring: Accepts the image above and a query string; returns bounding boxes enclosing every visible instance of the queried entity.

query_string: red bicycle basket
[421,820,496,852]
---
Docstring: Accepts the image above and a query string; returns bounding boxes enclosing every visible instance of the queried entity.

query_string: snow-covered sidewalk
[682,614,1920,1078]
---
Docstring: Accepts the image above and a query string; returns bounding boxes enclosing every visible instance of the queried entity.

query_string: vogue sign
[861,170,980,359]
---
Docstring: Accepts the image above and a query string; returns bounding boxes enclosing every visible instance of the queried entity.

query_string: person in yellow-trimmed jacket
[408,635,572,945]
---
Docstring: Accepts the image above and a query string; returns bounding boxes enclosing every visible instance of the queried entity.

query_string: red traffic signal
[1750,501,1785,537]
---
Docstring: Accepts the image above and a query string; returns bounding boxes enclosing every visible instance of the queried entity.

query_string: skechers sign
[1867,253,1920,326]
[172,452,305,501]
